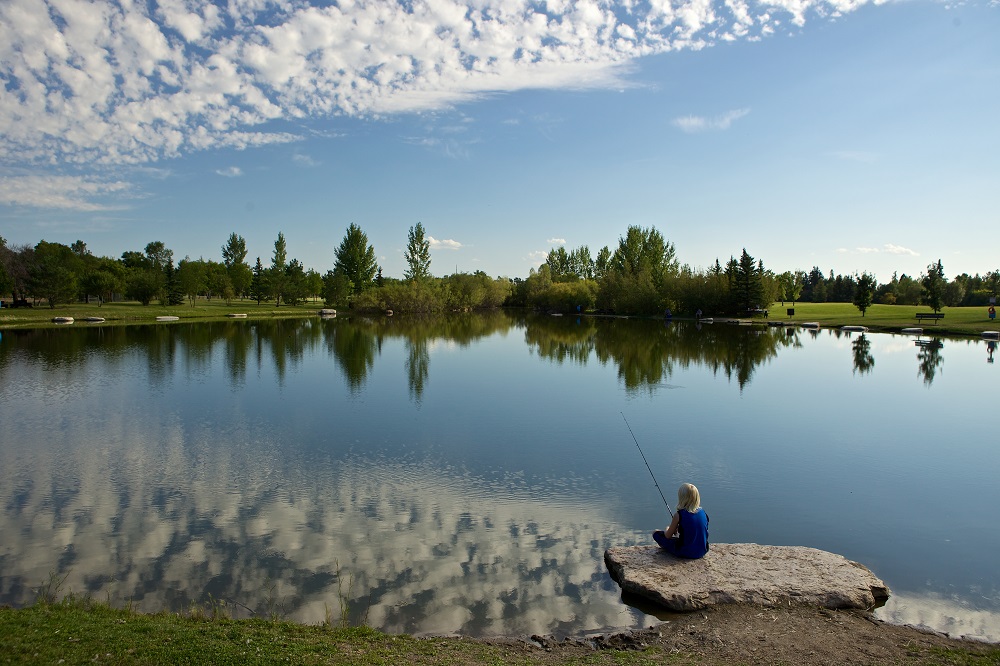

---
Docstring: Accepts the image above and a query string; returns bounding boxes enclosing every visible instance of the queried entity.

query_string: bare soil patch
[477,604,999,665]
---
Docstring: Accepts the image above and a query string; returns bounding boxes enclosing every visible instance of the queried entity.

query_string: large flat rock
[605,543,889,612]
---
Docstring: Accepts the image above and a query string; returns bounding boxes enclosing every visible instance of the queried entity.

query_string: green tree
[323,270,353,307]
[70,240,90,258]
[221,233,247,267]
[0,236,12,298]
[1,242,35,302]
[163,260,184,306]
[125,268,162,305]
[305,269,324,301]
[334,224,378,295]
[144,241,173,270]
[594,246,612,282]
[81,258,126,305]
[250,257,268,305]
[853,272,877,316]
[282,259,308,305]
[608,226,678,283]
[178,258,208,305]
[28,240,80,308]
[730,249,764,314]
[598,226,678,314]
[404,222,432,281]
[545,247,573,280]
[270,232,288,306]
[922,260,946,313]
[777,271,803,306]
[222,233,251,298]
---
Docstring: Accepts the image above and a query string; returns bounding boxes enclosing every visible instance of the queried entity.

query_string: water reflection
[524,316,801,391]
[4,317,962,396]
[2,316,999,642]
[916,339,944,386]
[852,335,874,375]
[0,417,644,636]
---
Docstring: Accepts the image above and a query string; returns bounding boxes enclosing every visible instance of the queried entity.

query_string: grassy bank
[0,299,330,330]
[2,299,998,338]
[2,598,998,666]
[721,302,998,338]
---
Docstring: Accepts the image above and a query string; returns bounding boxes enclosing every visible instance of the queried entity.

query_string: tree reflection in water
[852,334,875,375]
[916,339,944,386]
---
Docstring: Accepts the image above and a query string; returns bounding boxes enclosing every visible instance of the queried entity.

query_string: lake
[0,313,997,641]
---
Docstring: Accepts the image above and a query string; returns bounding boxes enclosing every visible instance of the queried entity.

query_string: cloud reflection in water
[0,412,647,637]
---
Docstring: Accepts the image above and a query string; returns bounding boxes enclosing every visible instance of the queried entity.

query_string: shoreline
[2,600,997,665]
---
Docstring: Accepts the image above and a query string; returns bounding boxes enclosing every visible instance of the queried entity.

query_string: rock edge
[605,543,890,612]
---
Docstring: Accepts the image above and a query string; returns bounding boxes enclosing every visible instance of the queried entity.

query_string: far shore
[3,300,997,339]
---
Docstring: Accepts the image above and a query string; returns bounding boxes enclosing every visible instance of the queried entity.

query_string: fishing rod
[621,412,673,518]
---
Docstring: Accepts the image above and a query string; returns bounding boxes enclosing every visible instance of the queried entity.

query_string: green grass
[0,298,331,330]
[746,302,1000,338]
[0,597,648,665]
[2,599,998,665]
[2,299,998,339]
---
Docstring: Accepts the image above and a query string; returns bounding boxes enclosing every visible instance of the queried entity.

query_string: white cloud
[215,166,243,177]
[672,108,750,133]
[837,244,920,257]
[0,0,869,169]
[0,174,131,211]
[884,243,919,256]
[428,236,462,250]
[547,238,567,245]
[293,153,320,167]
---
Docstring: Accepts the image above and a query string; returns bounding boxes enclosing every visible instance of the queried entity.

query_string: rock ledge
[605,543,889,612]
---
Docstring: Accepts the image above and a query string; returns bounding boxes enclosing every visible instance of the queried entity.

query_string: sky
[1,0,998,283]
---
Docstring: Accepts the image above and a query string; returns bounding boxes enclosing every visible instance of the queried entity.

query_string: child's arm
[663,512,680,538]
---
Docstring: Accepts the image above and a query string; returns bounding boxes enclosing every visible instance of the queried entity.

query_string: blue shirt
[676,508,710,558]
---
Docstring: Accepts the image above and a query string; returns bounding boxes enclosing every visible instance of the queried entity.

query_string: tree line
[1,225,996,315]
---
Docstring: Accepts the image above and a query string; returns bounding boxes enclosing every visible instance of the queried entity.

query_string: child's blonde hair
[677,483,701,512]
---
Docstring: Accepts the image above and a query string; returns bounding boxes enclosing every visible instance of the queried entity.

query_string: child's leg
[652,530,678,552]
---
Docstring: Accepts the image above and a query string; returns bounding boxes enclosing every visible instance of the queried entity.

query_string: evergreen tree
[250,257,268,305]
[270,232,288,306]
[731,249,764,313]
[334,224,378,295]
[164,260,184,306]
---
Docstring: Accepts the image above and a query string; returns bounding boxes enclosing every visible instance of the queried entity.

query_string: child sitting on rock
[652,483,709,558]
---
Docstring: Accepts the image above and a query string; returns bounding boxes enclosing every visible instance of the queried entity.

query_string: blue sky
[1,0,998,282]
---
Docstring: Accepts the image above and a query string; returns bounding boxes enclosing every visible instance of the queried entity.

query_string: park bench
[746,308,769,318]
[915,312,944,324]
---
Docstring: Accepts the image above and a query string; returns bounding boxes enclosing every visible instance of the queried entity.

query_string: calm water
[1,313,998,640]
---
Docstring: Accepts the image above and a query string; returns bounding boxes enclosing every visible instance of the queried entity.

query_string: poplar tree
[270,232,288,306]
[404,222,432,281]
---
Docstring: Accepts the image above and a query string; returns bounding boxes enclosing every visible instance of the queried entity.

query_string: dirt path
[478,604,999,665]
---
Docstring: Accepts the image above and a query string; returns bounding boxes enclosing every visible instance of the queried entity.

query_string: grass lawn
[0,298,332,330]
[2,299,999,339]
[748,302,1000,338]
[2,598,998,666]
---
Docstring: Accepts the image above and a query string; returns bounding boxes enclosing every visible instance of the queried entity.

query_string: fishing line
[621,412,673,518]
